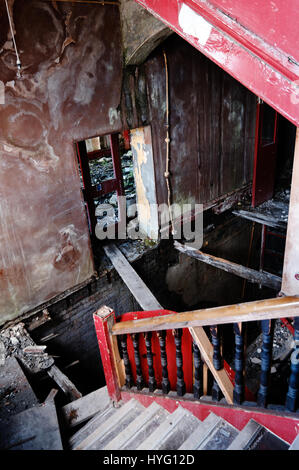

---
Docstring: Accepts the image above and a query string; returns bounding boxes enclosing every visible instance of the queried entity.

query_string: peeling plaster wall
[119,0,172,66]
[0,0,123,325]
[130,126,159,239]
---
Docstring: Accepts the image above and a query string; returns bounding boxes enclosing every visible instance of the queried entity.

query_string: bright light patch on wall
[0,81,4,105]
[178,3,212,46]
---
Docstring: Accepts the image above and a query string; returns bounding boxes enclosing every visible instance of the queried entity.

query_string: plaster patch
[178,3,212,46]
[108,107,120,126]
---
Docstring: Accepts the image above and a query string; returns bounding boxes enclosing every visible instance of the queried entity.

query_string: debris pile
[0,322,54,374]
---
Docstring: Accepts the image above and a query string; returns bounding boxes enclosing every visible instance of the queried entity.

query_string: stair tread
[74,399,145,450]
[228,419,289,450]
[104,402,169,450]
[227,419,262,450]
[179,412,221,450]
[289,433,299,450]
[197,416,238,450]
[137,406,201,450]
[62,386,110,429]
[69,404,117,448]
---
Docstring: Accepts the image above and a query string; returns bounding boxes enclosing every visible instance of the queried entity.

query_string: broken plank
[0,401,63,450]
[23,345,47,354]
[189,327,234,404]
[27,309,51,332]
[61,386,111,428]
[45,388,58,402]
[47,365,82,402]
[232,209,287,229]
[103,243,163,310]
[174,241,281,291]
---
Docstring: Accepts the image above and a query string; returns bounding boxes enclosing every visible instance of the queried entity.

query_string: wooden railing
[94,296,299,413]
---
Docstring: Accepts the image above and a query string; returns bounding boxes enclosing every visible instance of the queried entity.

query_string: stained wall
[0,0,123,324]
[125,35,257,208]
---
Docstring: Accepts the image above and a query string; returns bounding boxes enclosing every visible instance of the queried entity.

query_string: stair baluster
[285,317,299,412]
[120,334,134,389]
[257,319,274,407]
[131,333,145,390]
[233,323,244,405]
[158,331,170,394]
[210,326,223,401]
[144,332,156,392]
[174,329,186,396]
[193,342,202,399]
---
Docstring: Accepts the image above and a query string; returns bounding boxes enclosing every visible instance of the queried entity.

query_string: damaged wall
[0,0,123,325]
[119,0,172,66]
[124,34,257,209]
[0,3,258,327]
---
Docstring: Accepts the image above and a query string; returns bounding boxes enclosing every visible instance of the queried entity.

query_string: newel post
[93,306,124,403]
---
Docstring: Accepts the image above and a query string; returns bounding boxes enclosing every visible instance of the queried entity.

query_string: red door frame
[252,100,279,208]
[76,133,125,237]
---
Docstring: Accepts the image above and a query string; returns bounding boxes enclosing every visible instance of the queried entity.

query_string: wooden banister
[112,296,299,335]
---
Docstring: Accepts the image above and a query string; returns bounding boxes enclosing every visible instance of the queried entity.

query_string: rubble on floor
[0,322,54,374]
[96,238,159,274]
[0,320,85,449]
[245,319,294,397]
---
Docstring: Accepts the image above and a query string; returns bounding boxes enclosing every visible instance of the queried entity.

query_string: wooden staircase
[68,388,296,451]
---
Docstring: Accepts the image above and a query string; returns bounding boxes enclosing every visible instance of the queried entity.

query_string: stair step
[179,412,220,450]
[69,404,117,448]
[195,414,238,450]
[62,386,110,428]
[74,399,144,450]
[228,419,289,450]
[179,412,238,450]
[137,406,201,450]
[289,433,299,450]
[104,402,169,450]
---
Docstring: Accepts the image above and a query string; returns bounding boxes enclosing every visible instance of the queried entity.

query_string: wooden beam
[93,306,122,402]
[282,128,299,296]
[174,241,281,291]
[103,244,163,310]
[47,365,82,401]
[45,389,58,402]
[190,327,234,404]
[27,309,51,331]
[112,295,299,335]
[232,209,287,230]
